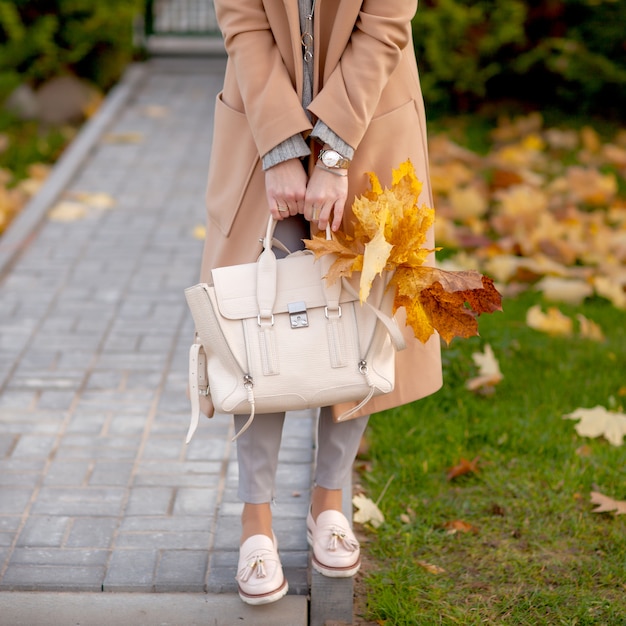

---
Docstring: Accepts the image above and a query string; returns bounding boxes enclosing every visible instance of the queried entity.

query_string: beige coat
[200,0,442,418]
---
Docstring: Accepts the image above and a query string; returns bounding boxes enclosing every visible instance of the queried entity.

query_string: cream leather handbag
[184,218,405,442]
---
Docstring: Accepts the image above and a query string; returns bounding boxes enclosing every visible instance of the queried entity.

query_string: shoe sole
[238,578,289,606]
[307,529,361,578]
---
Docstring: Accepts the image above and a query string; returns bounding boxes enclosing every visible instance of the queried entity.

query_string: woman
[199,0,442,605]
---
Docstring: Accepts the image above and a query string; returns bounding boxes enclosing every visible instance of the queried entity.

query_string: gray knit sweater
[261,0,354,170]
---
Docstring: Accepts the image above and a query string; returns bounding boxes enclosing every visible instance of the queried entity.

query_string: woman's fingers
[265,159,307,220]
[304,167,348,231]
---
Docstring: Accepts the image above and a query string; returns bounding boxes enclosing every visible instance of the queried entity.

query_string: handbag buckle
[288,301,309,328]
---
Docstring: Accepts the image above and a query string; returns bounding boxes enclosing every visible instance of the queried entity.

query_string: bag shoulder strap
[341,279,406,351]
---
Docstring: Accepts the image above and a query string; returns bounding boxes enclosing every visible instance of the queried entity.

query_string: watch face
[322,150,341,167]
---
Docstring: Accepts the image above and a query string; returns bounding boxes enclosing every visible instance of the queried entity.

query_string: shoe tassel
[237,555,267,582]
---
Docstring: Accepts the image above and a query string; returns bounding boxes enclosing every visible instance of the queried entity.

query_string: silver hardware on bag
[288,301,309,328]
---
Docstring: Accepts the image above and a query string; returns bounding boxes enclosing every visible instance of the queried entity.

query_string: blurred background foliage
[0,0,142,100]
[1,0,623,117]
[414,0,626,119]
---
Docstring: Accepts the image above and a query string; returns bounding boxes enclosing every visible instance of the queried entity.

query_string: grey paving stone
[16,516,71,547]
[124,487,174,516]
[0,469,41,488]
[42,461,91,486]
[0,391,38,410]
[119,516,209,533]
[65,517,119,548]
[141,437,185,461]
[102,549,158,591]
[65,412,109,435]
[30,487,126,517]
[11,435,56,459]
[133,470,220,488]
[172,488,218,517]
[154,549,207,592]
[184,437,230,462]
[9,547,109,567]
[107,414,148,436]
[89,461,134,487]
[114,530,210,551]
[36,390,76,411]
[0,488,33,515]
[54,439,139,461]
[0,565,104,591]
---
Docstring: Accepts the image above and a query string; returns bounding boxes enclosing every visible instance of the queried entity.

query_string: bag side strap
[186,342,208,443]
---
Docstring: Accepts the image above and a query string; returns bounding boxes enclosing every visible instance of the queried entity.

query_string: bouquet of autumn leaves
[304,160,502,344]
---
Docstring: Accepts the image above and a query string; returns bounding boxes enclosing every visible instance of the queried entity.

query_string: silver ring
[277,206,288,213]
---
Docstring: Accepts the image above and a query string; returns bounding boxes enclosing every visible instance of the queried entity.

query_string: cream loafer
[307,509,361,578]
[236,533,288,605]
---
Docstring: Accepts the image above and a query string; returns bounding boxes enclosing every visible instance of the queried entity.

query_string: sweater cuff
[311,121,355,161]
[262,134,311,171]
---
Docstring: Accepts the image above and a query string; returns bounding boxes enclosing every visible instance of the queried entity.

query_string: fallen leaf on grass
[446,456,480,481]
[441,520,479,535]
[590,491,626,515]
[526,305,573,336]
[535,276,593,305]
[576,314,605,342]
[466,344,503,392]
[564,406,626,446]
[353,494,385,528]
[416,560,446,575]
[594,276,626,310]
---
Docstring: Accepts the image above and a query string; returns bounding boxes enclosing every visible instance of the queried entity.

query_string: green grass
[0,110,72,181]
[358,291,626,625]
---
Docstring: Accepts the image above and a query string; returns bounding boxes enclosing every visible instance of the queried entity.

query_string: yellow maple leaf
[360,227,394,301]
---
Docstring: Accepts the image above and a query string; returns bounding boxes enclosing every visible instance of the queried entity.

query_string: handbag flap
[211,251,359,320]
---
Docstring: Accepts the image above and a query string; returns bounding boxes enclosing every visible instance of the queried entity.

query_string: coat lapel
[316,0,362,85]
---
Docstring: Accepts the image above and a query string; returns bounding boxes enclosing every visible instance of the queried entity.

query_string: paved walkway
[0,57,324,624]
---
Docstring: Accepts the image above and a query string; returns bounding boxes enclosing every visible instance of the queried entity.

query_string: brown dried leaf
[441,520,479,535]
[446,457,480,481]
[416,560,446,575]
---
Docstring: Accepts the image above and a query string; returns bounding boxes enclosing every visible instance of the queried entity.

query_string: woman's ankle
[311,486,343,522]
[241,502,273,544]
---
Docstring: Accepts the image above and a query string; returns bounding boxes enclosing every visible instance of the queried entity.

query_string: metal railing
[145,0,219,37]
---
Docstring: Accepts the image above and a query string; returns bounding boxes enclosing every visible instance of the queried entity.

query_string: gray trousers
[234,408,369,504]
[233,216,368,504]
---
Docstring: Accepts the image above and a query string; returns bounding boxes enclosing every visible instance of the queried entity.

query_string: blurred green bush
[0,0,142,101]
[414,0,626,118]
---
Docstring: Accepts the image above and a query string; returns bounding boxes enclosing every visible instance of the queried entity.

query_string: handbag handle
[256,217,341,321]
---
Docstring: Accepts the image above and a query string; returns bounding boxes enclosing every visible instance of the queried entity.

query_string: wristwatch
[318,148,350,170]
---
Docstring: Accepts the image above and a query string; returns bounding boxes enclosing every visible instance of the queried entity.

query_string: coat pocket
[205,92,259,237]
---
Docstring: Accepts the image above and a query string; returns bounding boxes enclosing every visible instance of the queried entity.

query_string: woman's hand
[304,166,348,232]
[265,158,308,220]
